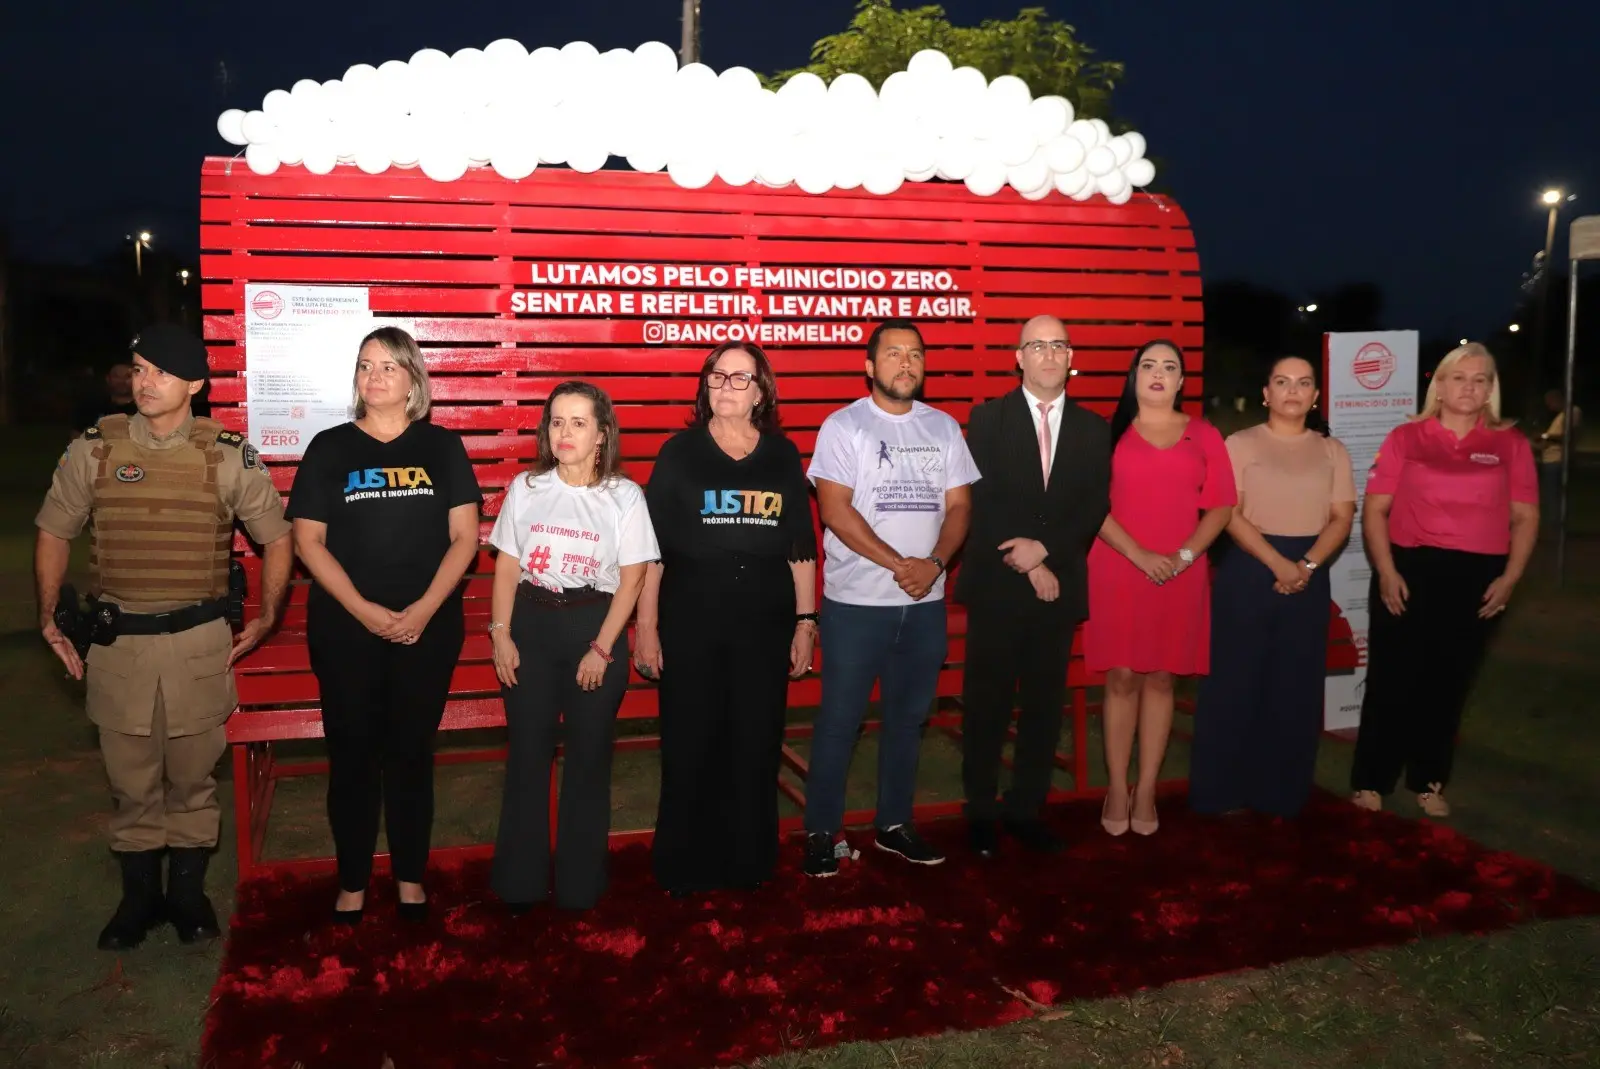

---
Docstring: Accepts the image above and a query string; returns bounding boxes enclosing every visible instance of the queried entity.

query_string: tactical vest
[87,415,232,606]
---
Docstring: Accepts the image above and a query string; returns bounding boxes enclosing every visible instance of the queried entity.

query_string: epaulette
[83,425,102,440]
[216,430,245,447]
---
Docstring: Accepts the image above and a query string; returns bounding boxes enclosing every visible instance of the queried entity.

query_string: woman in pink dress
[1086,341,1236,836]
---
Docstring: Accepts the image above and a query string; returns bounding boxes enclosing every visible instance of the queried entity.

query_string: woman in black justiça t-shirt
[286,327,482,925]
[635,341,818,896]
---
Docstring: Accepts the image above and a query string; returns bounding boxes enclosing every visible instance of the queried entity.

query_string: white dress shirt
[1022,385,1065,471]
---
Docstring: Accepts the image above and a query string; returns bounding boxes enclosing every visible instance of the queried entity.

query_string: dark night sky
[2,1,1596,337]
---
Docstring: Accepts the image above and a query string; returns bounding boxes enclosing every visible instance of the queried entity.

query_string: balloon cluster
[216,41,1156,200]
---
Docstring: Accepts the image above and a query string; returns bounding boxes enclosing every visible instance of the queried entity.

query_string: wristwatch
[928,554,946,574]
[1300,558,1319,571]
[1177,548,1195,565]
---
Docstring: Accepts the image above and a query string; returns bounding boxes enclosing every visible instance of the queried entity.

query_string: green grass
[0,424,1597,1069]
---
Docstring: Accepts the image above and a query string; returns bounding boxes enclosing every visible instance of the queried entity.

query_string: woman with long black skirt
[1189,356,1355,818]
[289,327,482,924]
[634,342,818,896]
[487,381,658,912]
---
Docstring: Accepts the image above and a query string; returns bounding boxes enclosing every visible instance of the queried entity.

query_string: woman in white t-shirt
[485,381,659,912]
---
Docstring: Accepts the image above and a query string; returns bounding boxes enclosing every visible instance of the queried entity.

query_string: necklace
[710,424,757,460]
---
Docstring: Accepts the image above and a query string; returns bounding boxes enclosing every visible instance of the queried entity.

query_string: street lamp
[128,230,152,277]
[1459,338,1470,346]
[178,269,191,285]
[1531,188,1573,416]
[1509,323,1520,332]
[1304,303,1318,313]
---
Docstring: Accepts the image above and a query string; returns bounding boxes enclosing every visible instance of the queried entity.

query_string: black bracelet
[796,611,820,623]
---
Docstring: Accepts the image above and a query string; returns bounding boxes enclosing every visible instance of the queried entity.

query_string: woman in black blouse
[635,341,818,896]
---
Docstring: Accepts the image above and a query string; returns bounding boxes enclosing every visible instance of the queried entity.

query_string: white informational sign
[243,285,412,457]
[1322,331,1419,730]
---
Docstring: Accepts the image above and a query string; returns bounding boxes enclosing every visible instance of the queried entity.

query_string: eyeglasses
[1021,340,1073,357]
[706,371,755,390]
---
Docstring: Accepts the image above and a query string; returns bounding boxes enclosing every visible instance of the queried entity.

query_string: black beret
[130,324,209,382]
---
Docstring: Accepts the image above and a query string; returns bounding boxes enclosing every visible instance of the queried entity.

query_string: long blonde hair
[1415,342,1510,429]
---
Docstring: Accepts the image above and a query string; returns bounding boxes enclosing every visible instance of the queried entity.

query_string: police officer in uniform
[35,324,293,950]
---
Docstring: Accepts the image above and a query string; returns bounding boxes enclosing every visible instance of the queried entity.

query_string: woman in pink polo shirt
[1350,343,1538,817]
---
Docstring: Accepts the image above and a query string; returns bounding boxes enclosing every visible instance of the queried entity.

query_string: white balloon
[879,70,916,110]
[674,62,719,102]
[719,65,762,97]
[905,164,938,182]
[485,38,528,65]
[1089,118,1111,144]
[567,140,609,174]
[1124,157,1156,187]
[934,137,978,181]
[559,40,599,63]
[717,144,758,187]
[1028,95,1073,142]
[634,40,679,81]
[344,63,380,91]
[355,143,392,174]
[1054,167,1091,196]
[995,120,1037,166]
[828,71,876,106]
[1021,183,1053,201]
[389,116,422,167]
[986,74,1032,114]
[964,161,1007,197]
[907,49,953,77]
[291,78,323,105]
[667,155,716,190]
[1069,181,1095,202]
[755,138,799,187]
[463,111,496,165]
[1108,135,1133,167]
[863,160,904,196]
[1042,134,1086,174]
[949,65,988,102]
[626,145,668,174]
[451,46,485,69]
[1084,145,1117,176]
[275,133,304,167]
[1106,184,1133,205]
[831,151,864,191]
[1096,169,1129,198]
[1007,151,1050,194]
[303,141,338,175]
[420,136,469,182]
[410,48,450,70]
[795,153,834,195]
[895,129,939,175]
[245,143,280,175]
[1122,130,1147,160]
[262,89,293,119]
[217,109,248,146]
[778,70,827,100]
[241,110,275,145]
[1065,119,1098,149]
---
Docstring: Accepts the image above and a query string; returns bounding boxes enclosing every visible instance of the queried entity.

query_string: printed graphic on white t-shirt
[807,397,980,606]
[488,470,660,593]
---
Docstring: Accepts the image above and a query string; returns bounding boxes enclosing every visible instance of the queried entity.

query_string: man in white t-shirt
[803,319,980,877]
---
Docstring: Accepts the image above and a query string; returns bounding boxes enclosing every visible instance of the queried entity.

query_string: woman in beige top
[1189,356,1356,818]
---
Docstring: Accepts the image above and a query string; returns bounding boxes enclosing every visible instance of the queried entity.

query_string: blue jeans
[804,598,949,834]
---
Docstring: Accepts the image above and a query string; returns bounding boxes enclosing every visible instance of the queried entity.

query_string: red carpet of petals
[202,793,1600,1068]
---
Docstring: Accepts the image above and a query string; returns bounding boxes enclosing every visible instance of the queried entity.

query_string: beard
[873,372,924,402]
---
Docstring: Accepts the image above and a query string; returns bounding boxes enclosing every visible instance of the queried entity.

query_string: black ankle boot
[166,847,222,944]
[97,849,166,951]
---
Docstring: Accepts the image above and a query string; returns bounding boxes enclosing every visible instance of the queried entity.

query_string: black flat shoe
[331,906,364,926]
[397,900,429,923]
[969,820,1000,859]
[504,901,535,917]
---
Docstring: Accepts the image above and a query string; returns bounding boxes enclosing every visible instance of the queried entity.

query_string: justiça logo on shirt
[700,489,784,526]
[342,466,435,501]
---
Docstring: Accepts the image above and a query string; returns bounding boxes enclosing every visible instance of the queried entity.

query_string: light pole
[1531,190,1573,416]
[129,230,152,277]
[681,0,701,65]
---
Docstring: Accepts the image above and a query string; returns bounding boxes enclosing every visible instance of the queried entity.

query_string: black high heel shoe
[397,899,429,923]
[331,905,365,926]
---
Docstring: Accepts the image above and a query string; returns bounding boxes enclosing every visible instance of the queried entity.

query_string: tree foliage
[768,1,1124,119]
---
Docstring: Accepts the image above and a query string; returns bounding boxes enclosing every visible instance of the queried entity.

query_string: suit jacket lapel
[1008,388,1048,494]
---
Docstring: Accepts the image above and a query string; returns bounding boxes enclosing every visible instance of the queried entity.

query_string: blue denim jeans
[804,598,949,834]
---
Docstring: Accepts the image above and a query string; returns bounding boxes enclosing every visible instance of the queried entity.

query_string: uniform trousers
[307,596,464,892]
[960,601,1073,823]
[1350,545,1506,795]
[99,687,228,851]
[491,589,629,910]
[651,558,794,892]
[1189,534,1329,818]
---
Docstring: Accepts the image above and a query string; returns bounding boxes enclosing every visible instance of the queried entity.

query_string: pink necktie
[1038,401,1053,488]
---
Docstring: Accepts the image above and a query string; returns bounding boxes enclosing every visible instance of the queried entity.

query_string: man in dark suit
[958,315,1111,856]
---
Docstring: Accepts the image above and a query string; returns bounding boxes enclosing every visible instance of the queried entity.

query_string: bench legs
[231,741,277,881]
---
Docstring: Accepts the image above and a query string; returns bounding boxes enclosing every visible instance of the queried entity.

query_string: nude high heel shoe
[1129,783,1159,836]
[1101,786,1131,836]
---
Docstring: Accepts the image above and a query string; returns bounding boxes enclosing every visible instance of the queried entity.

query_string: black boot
[166,847,222,944]
[97,849,166,951]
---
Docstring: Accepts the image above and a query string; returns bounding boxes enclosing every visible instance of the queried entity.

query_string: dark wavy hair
[527,380,624,486]
[1110,339,1187,443]
[1266,355,1328,435]
[689,341,781,432]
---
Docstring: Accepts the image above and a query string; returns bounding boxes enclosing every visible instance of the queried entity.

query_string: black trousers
[491,591,629,910]
[652,563,793,892]
[960,601,1074,823]
[308,596,464,892]
[1190,534,1328,818]
[1350,545,1506,795]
